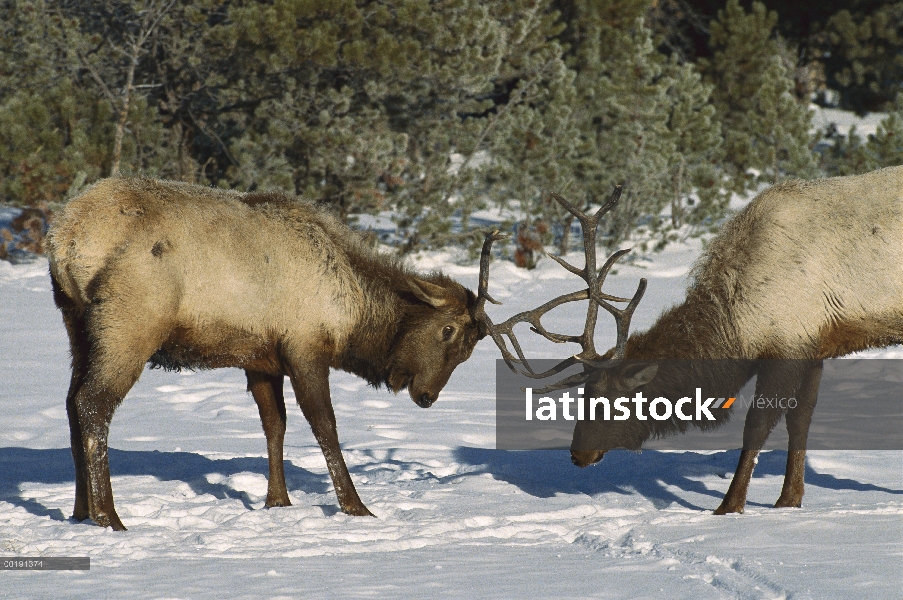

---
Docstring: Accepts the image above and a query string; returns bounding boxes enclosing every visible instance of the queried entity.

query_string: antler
[474,186,647,386]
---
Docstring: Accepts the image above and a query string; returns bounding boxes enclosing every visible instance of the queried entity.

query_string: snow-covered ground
[1,235,901,599]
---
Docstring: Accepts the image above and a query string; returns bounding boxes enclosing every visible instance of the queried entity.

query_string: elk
[476,165,903,514]
[46,177,483,530]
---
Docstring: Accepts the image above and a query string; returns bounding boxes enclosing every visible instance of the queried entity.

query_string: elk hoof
[773,497,802,509]
[93,511,127,531]
[265,497,292,508]
[713,503,744,515]
[343,504,376,517]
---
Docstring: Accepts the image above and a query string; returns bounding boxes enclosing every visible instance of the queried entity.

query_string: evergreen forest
[1,0,901,262]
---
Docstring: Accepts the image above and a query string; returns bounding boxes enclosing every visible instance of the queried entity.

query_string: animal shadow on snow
[453,447,903,511]
[0,447,331,522]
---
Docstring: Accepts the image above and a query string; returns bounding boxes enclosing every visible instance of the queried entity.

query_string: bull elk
[476,165,903,514]
[47,177,483,530]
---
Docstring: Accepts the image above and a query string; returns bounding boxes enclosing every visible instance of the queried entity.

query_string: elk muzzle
[414,392,436,408]
[570,449,606,467]
[387,360,452,408]
[408,371,447,408]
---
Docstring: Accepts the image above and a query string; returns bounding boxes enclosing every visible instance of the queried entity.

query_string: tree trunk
[671,159,685,228]
[110,52,138,177]
[558,213,574,256]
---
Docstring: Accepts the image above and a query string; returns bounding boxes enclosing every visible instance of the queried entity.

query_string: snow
[811,105,890,138]
[1,238,901,599]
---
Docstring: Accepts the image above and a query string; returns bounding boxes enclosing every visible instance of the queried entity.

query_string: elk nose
[416,393,435,408]
[571,454,581,466]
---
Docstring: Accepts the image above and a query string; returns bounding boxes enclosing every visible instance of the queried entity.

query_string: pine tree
[479,48,581,261]
[214,0,404,219]
[816,123,867,177]
[862,94,903,169]
[56,0,210,180]
[522,0,730,254]
[662,58,724,230]
[821,2,903,115]
[817,93,903,176]
[703,0,818,190]
[217,0,570,252]
[559,8,665,249]
[0,0,104,205]
[0,0,224,206]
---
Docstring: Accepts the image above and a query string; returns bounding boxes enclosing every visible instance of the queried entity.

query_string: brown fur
[572,165,903,513]
[47,177,481,530]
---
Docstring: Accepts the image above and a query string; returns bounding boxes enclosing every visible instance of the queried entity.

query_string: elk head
[474,187,649,462]
[570,362,660,465]
[387,276,482,408]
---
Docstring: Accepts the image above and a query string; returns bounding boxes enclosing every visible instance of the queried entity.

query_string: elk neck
[334,243,421,387]
[623,287,745,360]
[617,291,757,441]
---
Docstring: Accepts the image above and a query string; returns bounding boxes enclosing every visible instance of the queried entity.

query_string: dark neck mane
[626,290,741,360]
[331,234,459,388]
[335,239,412,386]
[645,359,755,442]
[624,292,754,440]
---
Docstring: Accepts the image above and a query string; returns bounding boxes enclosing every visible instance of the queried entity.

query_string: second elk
[476,165,903,514]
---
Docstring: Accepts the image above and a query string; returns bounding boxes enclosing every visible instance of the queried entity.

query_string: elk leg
[73,364,142,531]
[75,299,167,530]
[246,370,291,507]
[775,360,821,508]
[714,448,762,515]
[59,306,90,521]
[285,355,374,517]
[715,363,793,514]
[53,275,91,520]
[66,369,89,521]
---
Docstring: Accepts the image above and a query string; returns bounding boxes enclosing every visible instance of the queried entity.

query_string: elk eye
[442,326,455,341]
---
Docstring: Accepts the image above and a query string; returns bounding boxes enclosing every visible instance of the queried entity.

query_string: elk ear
[621,363,658,390]
[407,277,451,309]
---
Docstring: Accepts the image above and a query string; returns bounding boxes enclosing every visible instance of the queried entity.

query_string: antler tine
[530,368,596,395]
[474,230,596,378]
[474,230,534,374]
[544,252,627,302]
[546,189,626,362]
[587,241,645,360]
[484,289,599,378]
[550,185,621,226]
[594,184,622,219]
[476,230,507,309]
[545,252,584,278]
[475,185,646,382]
[593,277,647,359]
[596,248,631,299]
[474,231,518,368]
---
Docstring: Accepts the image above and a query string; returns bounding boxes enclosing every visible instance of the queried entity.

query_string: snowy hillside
[1,236,901,599]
